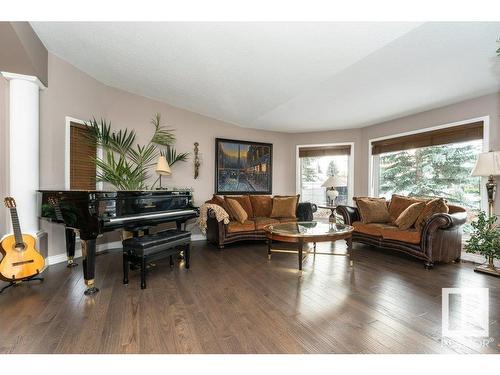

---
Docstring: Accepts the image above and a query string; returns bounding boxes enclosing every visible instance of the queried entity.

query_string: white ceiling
[31,22,500,133]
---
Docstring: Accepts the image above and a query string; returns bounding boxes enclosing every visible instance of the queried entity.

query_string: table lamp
[321,175,347,205]
[155,155,171,189]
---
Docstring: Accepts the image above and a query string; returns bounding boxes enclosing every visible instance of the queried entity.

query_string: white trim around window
[367,116,490,212]
[295,142,355,205]
[64,116,104,191]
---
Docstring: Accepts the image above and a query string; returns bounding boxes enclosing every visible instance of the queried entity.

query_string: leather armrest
[422,212,467,236]
[336,205,360,225]
[208,208,217,219]
[207,208,228,228]
[206,208,227,245]
[420,211,467,262]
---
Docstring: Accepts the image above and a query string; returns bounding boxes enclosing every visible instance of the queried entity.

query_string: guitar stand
[0,274,44,294]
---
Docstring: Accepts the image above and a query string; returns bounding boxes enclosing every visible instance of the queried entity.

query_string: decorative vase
[326,189,338,205]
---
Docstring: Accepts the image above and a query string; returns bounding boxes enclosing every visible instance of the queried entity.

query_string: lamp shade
[155,156,171,176]
[321,175,347,188]
[471,151,500,177]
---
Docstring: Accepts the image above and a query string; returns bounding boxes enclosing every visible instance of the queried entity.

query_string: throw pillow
[394,201,426,230]
[224,195,253,218]
[355,197,390,224]
[388,194,427,223]
[415,198,449,230]
[206,194,225,207]
[270,195,299,218]
[249,195,273,217]
[225,198,248,224]
[206,195,235,219]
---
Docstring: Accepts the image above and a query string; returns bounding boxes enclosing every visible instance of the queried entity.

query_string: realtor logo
[442,288,489,338]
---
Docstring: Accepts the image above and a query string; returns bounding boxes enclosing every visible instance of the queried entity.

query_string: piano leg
[81,238,99,295]
[65,228,78,268]
[184,243,190,269]
[177,220,186,260]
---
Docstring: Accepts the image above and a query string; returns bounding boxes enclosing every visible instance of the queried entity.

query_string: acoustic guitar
[0,197,45,281]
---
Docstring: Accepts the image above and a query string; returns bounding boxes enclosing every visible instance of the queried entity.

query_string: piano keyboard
[106,209,198,223]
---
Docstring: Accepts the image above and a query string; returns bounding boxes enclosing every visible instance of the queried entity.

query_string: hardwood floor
[0,240,498,354]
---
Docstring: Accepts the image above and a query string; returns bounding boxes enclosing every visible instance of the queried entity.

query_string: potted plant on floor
[464,210,500,277]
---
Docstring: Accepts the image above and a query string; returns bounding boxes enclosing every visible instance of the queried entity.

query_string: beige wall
[40,54,295,257]
[0,22,48,86]
[39,54,109,257]
[0,76,8,237]
[101,80,295,202]
[37,52,500,259]
[290,93,500,214]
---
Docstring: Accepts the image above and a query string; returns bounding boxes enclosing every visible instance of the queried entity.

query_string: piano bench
[122,230,191,289]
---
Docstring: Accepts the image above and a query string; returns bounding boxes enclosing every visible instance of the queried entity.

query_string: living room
[0,1,499,373]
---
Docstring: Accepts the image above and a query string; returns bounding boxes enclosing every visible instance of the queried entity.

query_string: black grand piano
[38,190,198,295]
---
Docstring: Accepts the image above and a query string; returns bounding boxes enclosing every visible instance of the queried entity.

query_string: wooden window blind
[371,121,484,155]
[70,122,96,190]
[298,145,351,158]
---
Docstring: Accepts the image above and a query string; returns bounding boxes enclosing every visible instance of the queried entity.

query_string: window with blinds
[372,121,484,223]
[70,122,97,190]
[298,144,351,158]
[297,144,351,209]
[371,121,484,155]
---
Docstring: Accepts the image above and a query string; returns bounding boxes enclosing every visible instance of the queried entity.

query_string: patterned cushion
[249,195,273,217]
[415,198,449,230]
[254,217,280,230]
[224,195,253,218]
[394,201,426,230]
[388,194,427,223]
[227,220,256,233]
[225,198,248,224]
[206,195,235,219]
[270,195,299,218]
[355,197,390,224]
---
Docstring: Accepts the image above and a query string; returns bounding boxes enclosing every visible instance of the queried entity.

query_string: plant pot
[474,255,500,277]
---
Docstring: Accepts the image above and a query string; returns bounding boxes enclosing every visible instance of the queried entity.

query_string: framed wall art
[215,138,273,195]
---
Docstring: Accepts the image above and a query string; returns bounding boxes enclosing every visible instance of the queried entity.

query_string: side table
[318,205,337,223]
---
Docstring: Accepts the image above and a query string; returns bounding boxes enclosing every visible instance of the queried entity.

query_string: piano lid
[38,189,193,194]
[38,189,196,227]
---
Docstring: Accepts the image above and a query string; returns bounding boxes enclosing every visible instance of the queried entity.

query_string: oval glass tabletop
[264,221,353,238]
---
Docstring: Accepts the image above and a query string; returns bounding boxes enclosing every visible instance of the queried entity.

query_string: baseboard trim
[46,235,207,265]
[191,234,206,242]
[44,241,500,267]
[46,240,122,265]
[461,252,500,267]
[46,253,69,266]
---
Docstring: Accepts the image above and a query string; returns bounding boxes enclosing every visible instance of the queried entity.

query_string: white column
[1,72,44,236]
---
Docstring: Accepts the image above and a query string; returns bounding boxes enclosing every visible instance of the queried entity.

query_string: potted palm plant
[464,211,500,276]
[86,113,188,190]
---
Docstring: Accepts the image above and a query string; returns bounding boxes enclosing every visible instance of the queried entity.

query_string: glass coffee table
[264,221,354,272]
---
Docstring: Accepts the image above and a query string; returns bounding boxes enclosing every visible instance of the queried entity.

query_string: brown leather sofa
[337,203,467,268]
[206,196,317,248]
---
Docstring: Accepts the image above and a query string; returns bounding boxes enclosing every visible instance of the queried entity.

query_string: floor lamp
[471,151,500,276]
